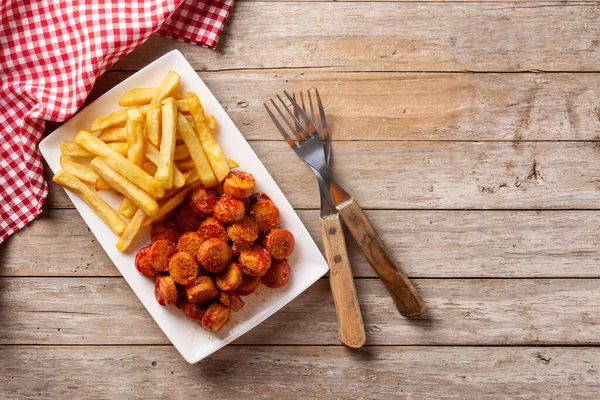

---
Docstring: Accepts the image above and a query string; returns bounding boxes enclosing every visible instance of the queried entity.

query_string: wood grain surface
[114,3,600,72]
[44,141,600,210]
[1,346,598,399]
[5,209,600,278]
[3,0,600,397]
[93,71,600,142]
[1,278,599,345]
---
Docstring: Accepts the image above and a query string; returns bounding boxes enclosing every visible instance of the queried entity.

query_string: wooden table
[2,1,600,398]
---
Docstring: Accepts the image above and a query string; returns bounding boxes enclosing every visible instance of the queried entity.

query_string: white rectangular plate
[39,50,329,364]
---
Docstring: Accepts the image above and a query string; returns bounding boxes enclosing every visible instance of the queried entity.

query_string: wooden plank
[1,345,598,398]
[1,278,599,345]
[89,71,600,142]
[113,3,600,72]
[43,141,600,210]
[239,0,599,2]
[6,209,600,278]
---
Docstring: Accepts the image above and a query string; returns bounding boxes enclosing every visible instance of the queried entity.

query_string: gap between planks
[43,141,600,210]
[0,345,598,399]
[2,278,600,346]
[8,208,600,278]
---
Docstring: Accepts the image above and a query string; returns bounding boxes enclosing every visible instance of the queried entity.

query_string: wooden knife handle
[320,214,366,348]
[336,198,426,317]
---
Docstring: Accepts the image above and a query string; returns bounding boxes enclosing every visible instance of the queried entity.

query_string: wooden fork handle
[320,214,366,348]
[336,198,426,317]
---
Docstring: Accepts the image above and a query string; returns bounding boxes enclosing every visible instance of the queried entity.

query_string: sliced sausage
[264,229,295,259]
[226,215,259,246]
[155,275,177,306]
[197,238,231,273]
[197,217,228,243]
[151,221,182,243]
[177,231,204,257]
[236,275,261,296]
[261,259,291,288]
[186,276,219,304]
[215,262,244,292]
[178,299,206,321]
[218,292,245,312]
[222,171,255,199]
[169,252,199,286]
[188,186,219,216]
[201,302,230,332]
[148,239,177,272]
[249,198,279,233]
[175,203,204,232]
[239,245,271,277]
[213,195,245,224]
[134,245,158,278]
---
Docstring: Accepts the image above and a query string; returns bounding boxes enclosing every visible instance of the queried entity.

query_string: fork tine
[307,90,317,132]
[264,102,296,148]
[283,91,317,136]
[276,94,312,138]
[310,87,330,165]
[292,93,305,142]
[299,92,307,114]
[298,92,309,140]
[270,98,297,134]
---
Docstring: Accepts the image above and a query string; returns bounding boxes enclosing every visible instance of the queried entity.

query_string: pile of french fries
[53,71,238,252]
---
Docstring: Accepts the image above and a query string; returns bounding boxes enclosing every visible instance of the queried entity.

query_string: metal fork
[266,89,426,318]
[265,92,366,348]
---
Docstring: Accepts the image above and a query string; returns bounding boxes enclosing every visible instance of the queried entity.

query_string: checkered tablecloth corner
[161,0,234,49]
[0,0,234,243]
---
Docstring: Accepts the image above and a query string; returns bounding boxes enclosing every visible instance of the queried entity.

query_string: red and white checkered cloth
[0,0,234,242]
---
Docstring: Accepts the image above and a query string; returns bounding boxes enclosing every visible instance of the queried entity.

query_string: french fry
[184,114,214,129]
[173,155,233,174]
[98,126,126,142]
[174,144,190,161]
[95,177,112,191]
[162,98,189,113]
[53,170,125,235]
[156,97,177,189]
[173,171,186,189]
[143,162,157,175]
[176,157,195,172]
[151,71,181,106]
[60,142,93,157]
[91,158,159,217]
[119,87,183,107]
[118,199,137,219]
[177,113,218,187]
[107,142,129,156]
[74,130,164,198]
[126,109,145,166]
[116,208,147,251]
[206,114,216,130]
[119,109,146,218]
[90,104,152,132]
[186,93,229,182]
[227,158,239,169]
[144,142,186,189]
[59,156,98,184]
[142,183,200,227]
[183,169,199,186]
[145,107,161,148]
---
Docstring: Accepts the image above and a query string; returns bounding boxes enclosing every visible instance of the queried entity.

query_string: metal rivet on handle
[334,255,342,263]
[364,235,372,244]
[329,227,336,235]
